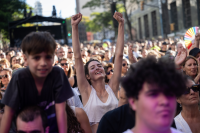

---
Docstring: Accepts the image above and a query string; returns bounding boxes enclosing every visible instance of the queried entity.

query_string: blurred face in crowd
[177,79,199,107]
[0,70,11,86]
[6,52,12,62]
[129,82,176,132]
[67,48,73,60]
[60,60,69,72]
[161,45,168,52]
[195,52,200,63]
[142,50,148,58]
[25,52,54,79]
[106,67,113,80]
[177,43,184,53]
[122,60,129,75]
[16,115,48,133]
[0,53,5,59]
[183,58,198,77]
[12,57,18,66]
[105,51,111,60]
[133,45,139,52]
[110,46,115,55]
[87,61,106,81]
[57,47,66,59]
[81,50,88,59]
[171,45,176,51]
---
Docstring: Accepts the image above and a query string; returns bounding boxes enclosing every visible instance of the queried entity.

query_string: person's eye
[46,56,52,59]
[33,56,40,60]
[148,92,159,97]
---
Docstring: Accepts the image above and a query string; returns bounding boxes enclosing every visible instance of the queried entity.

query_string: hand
[71,13,82,27]
[128,42,133,53]
[113,12,124,24]
[175,47,187,66]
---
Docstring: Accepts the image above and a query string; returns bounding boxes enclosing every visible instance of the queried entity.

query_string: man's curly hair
[121,56,187,99]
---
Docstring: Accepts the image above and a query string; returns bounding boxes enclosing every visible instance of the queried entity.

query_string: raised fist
[113,12,124,24]
[71,13,82,27]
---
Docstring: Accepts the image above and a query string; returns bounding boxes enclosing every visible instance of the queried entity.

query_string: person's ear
[23,54,28,62]
[128,97,137,111]
[177,98,181,104]
[86,74,90,80]
[45,126,49,133]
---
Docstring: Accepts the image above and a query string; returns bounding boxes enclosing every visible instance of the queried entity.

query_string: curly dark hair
[66,104,84,133]
[84,59,101,85]
[121,56,187,99]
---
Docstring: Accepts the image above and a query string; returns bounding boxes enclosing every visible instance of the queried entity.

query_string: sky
[26,0,76,18]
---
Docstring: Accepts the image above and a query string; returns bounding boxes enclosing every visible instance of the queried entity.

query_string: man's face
[25,52,54,79]
[81,50,87,59]
[67,48,73,59]
[161,45,168,51]
[57,48,65,58]
[105,51,111,60]
[16,116,47,133]
[129,82,176,131]
[196,52,200,63]
[142,50,148,58]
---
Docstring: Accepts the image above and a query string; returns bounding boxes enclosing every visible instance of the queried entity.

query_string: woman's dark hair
[66,104,84,133]
[121,56,187,100]
[104,63,114,83]
[10,55,17,67]
[84,59,101,85]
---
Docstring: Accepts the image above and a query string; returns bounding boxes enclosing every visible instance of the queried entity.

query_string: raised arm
[109,12,124,96]
[128,43,137,64]
[71,13,90,98]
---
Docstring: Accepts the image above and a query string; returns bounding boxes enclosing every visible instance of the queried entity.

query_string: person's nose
[40,58,47,66]
[159,93,170,106]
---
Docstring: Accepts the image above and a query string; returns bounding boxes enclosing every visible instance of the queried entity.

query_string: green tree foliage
[0,0,25,38]
[82,0,144,40]
[85,11,113,32]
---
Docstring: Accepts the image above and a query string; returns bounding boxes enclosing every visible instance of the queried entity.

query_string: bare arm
[55,102,67,133]
[71,13,90,99]
[109,12,124,96]
[68,76,74,87]
[0,106,15,133]
[76,108,92,133]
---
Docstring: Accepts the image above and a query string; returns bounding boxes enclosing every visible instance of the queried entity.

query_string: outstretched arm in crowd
[71,13,91,105]
[175,47,187,69]
[128,43,137,64]
[108,12,124,97]
[0,106,15,133]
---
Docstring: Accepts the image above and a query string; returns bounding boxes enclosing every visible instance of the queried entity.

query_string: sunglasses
[107,69,113,75]
[68,52,73,54]
[122,63,129,67]
[0,74,8,79]
[184,84,200,94]
[60,63,68,66]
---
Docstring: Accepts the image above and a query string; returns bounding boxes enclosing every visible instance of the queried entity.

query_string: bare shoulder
[68,76,74,87]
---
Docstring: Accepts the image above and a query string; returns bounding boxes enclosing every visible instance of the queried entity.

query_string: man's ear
[128,97,137,111]
[45,126,49,133]
[23,54,28,62]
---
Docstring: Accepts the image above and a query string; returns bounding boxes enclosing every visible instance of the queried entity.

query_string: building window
[170,2,178,31]
[151,11,157,36]
[182,0,191,28]
[144,14,149,38]
[138,17,142,39]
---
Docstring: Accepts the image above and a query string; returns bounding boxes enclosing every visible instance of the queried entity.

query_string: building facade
[131,0,200,40]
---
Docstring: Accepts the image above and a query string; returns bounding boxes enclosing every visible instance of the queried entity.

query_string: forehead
[16,116,44,132]
[187,79,195,87]
[0,70,8,75]
[186,58,196,64]
[88,61,101,67]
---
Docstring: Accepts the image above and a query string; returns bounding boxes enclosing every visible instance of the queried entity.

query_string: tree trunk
[122,0,133,40]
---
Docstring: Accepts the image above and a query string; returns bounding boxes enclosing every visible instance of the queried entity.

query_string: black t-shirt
[2,66,74,133]
[97,104,177,133]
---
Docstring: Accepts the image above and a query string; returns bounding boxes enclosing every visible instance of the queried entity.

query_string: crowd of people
[0,12,199,133]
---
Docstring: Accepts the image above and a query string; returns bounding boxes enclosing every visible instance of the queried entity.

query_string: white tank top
[84,85,118,123]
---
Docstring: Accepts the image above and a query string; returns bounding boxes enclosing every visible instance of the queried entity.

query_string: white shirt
[123,127,183,133]
[174,112,192,133]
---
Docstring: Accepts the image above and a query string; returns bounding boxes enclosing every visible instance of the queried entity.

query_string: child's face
[26,52,54,79]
